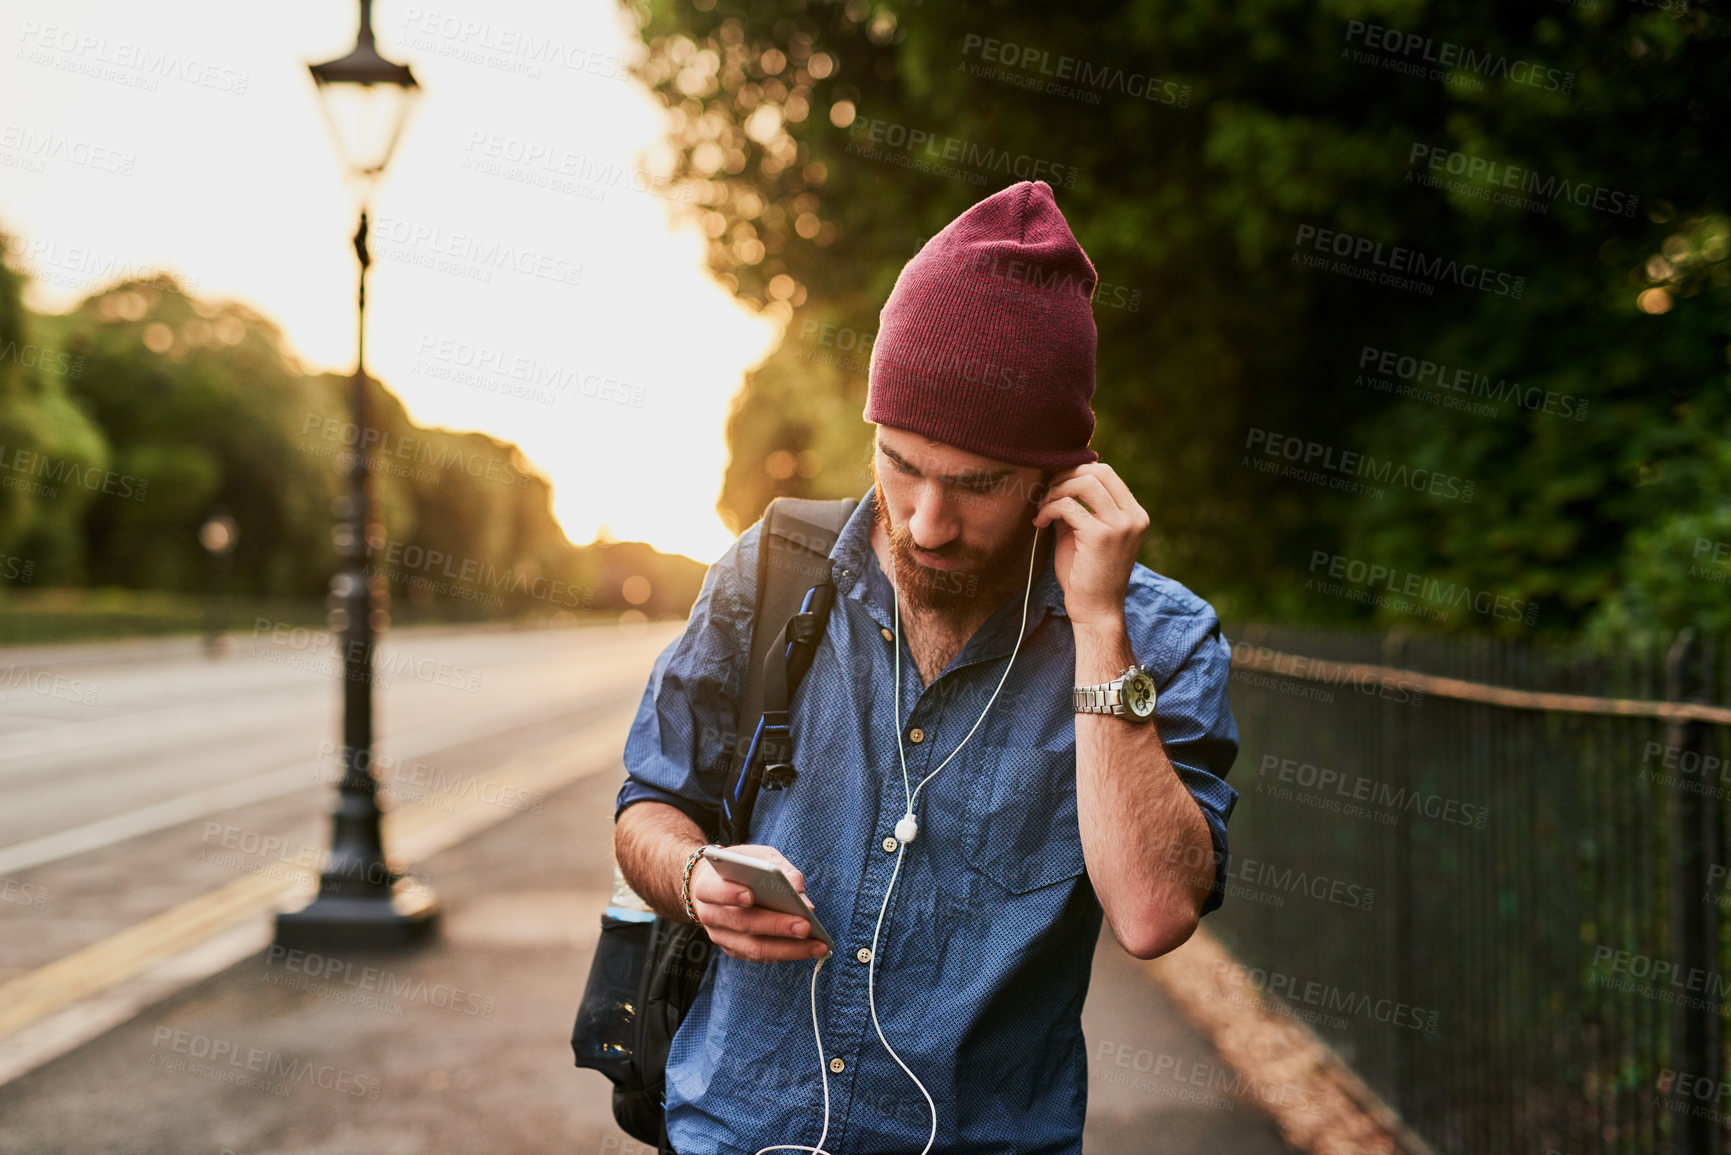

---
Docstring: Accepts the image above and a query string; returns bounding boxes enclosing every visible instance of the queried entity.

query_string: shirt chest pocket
[958,744,1087,894]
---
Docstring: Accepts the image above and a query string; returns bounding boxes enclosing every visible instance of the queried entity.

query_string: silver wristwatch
[1073,662,1158,722]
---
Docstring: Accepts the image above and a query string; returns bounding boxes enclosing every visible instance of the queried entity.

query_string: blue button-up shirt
[615,485,1238,1155]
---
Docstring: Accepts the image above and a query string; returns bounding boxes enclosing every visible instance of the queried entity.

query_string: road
[0,621,671,984]
[0,621,1296,1154]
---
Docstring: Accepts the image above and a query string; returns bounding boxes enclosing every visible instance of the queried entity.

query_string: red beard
[871,483,1037,614]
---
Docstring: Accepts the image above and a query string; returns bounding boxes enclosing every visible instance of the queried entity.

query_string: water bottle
[606,863,656,923]
[573,863,657,1080]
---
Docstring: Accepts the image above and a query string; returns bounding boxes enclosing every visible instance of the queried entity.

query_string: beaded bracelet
[681,843,720,925]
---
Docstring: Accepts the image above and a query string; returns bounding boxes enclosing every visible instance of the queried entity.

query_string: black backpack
[571,495,859,1151]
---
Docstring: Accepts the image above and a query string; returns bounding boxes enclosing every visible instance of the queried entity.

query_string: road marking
[0,683,328,771]
[0,872,290,1040]
[0,764,323,877]
[0,918,274,1090]
[0,687,638,875]
[0,707,635,1082]
[0,625,669,774]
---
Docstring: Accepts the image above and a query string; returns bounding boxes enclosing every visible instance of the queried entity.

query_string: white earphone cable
[891,524,1043,820]
[869,523,1042,1155]
[751,956,836,1155]
[753,520,1043,1155]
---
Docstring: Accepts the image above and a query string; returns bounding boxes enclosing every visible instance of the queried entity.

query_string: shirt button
[880,626,893,641]
[856,947,872,964]
[908,727,924,744]
[881,836,898,853]
[829,1057,846,1073]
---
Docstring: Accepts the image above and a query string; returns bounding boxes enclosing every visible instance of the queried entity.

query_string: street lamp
[275,0,436,951]
[198,508,238,656]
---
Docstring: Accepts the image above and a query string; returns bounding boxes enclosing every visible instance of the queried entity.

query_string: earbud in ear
[895,814,919,844]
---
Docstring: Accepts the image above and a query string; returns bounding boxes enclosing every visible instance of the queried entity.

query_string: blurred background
[0,0,1726,1153]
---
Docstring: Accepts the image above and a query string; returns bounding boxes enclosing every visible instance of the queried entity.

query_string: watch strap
[1073,683,1123,714]
[1075,663,1150,717]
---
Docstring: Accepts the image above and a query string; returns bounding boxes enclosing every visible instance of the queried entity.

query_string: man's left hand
[1032,462,1149,632]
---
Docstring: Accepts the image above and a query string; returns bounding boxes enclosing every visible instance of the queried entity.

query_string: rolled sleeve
[613,523,760,836]
[1143,606,1240,917]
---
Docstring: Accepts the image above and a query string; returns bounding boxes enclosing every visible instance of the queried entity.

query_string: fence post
[1665,628,1720,1155]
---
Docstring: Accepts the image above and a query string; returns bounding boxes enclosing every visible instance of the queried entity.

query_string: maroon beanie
[864,180,1098,470]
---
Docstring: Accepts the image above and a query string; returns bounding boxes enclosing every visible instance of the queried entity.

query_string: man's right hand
[689,844,829,963]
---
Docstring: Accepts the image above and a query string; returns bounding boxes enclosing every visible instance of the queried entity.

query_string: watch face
[1123,673,1157,718]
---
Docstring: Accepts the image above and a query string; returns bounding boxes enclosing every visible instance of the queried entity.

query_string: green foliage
[625,0,1730,637]
[0,251,707,622]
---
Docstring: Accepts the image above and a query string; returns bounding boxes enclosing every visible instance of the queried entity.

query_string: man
[613,180,1238,1154]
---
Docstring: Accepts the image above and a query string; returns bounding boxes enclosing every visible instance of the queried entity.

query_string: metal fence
[1214,622,1731,1155]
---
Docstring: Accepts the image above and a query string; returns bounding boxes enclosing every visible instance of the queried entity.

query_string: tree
[0,255,710,619]
[624,0,1729,636]
[0,230,110,582]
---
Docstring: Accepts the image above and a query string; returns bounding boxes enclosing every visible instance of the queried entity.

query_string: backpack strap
[719,496,859,844]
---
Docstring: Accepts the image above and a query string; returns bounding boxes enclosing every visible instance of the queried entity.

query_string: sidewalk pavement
[0,759,1296,1154]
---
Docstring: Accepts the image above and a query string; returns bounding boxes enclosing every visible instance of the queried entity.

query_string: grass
[0,588,628,646]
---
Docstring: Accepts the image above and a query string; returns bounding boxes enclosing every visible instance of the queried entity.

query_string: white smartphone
[699,845,834,949]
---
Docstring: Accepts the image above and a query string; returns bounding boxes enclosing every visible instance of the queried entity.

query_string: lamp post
[275,0,437,951]
[197,508,237,656]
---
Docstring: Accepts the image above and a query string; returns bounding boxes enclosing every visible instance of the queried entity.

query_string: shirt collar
[828,484,1067,627]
